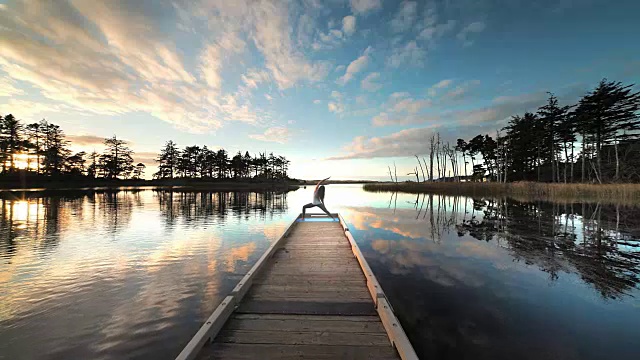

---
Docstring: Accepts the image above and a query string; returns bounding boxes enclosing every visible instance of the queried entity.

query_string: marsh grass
[363,181,640,205]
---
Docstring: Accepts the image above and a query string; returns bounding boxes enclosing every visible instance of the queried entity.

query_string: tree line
[0,115,145,179]
[404,79,640,183]
[154,140,291,180]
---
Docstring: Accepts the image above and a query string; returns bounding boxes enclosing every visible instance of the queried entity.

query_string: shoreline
[363,181,640,205]
[0,179,302,193]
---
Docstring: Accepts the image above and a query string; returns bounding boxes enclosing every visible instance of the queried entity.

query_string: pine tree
[101,136,134,179]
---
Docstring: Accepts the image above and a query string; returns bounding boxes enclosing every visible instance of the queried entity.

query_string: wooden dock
[176,213,417,360]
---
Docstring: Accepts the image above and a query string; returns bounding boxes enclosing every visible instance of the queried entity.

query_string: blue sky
[0,0,639,179]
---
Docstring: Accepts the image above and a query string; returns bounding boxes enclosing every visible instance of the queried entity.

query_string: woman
[302,176,335,220]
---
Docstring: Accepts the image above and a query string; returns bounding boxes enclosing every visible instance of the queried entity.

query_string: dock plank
[216,329,391,346]
[199,343,399,360]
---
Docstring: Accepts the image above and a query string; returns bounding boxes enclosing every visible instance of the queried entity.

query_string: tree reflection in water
[153,190,288,225]
[448,197,640,299]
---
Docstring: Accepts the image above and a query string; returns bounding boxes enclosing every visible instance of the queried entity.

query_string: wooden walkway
[177,214,417,360]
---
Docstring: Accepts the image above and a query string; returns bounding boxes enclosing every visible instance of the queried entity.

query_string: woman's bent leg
[302,203,316,218]
[317,203,334,220]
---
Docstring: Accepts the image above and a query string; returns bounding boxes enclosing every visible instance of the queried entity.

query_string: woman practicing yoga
[302,176,335,220]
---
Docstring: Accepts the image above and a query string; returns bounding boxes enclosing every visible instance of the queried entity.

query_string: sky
[0,0,639,180]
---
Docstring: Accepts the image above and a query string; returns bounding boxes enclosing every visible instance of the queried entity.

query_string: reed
[363,181,640,204]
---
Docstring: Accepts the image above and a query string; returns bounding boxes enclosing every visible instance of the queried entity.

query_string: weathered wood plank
[247,289,371,300]
[253,277,366,286]
[268,262,363,269]
[225,317,386,333]
[254,273,365,282]
[249,284,371,294]
[199,343,399,360]
[236,300,377,315]
[216,329,391,346]
[232,314,380,322]
[246,293,372,302]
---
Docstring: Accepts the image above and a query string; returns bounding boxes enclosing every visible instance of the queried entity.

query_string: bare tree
[415,155,426,182]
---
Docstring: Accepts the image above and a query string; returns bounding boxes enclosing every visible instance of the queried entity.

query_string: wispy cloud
[342,16,356,36]
[66,135,110,147]
[350,0,382,14]
[327,125,441,160]
[337,46,372,85]
[387,41,426,68]
[427,79,453,96]
[361,72,382,92]
[0,76,24,97]
[249,127,291,144]
[457,21,486,47]
[0,0,328,133]
[390,1,418,33]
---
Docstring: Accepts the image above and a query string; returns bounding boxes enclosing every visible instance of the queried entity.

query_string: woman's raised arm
[315,176,331,191]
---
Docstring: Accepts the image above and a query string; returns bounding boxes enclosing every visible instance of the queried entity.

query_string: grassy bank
[363,181,640,204]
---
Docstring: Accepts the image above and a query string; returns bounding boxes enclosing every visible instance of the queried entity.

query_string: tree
[155,140,180,179]
[0,114,24,171]
[214,149,229,179]
[41,121,69,175]
[26,121,44,173]
[573,79,640,182]
[456,139,468,179]
[87,151,99,178]
[101,135,134,179]
[65,151,86,175]
[537,93,572,183]
[133,163,146,179]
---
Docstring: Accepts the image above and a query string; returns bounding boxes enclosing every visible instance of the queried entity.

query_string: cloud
[0,76,24,97]
[0,0,329,134]
[66,135,109,147]
[328,91,345,113]
[0,99,76,120]
[387,41,426,68]
[350,0,382,14]
[133,152,159,165]
[241,68,271,89]
[328,101,345,114]
[371,86,587,129]
[440,80,481,102]
[427,79,453,96]
[326,125,441,160]
[313,28,345,50]
[337,47,372,85]
[390,1,418,33]
[249,126,290,143]
[370,92,433,126]
[457,21,486,47]
[335,65,346,72]
[342,16,356,36]
[313,99,322,104]
[361,72,382,92]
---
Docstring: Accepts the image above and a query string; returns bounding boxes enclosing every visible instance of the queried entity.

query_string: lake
[1,185,639,360]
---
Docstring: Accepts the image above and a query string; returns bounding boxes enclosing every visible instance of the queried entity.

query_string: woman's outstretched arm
[314,176,331,192]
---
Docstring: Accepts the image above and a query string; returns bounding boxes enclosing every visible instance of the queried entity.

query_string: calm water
[1,186,639,360]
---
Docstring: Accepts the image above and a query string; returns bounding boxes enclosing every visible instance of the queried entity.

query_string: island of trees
[0,115,292,189]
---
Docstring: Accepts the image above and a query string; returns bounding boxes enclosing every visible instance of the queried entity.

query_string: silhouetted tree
[100,136,134,179]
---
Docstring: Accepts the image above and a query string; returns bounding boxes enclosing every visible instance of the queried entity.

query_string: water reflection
[2,187,639,360]
[456,198,640,299]
[348,193,640,360]
[0,189,291,360]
